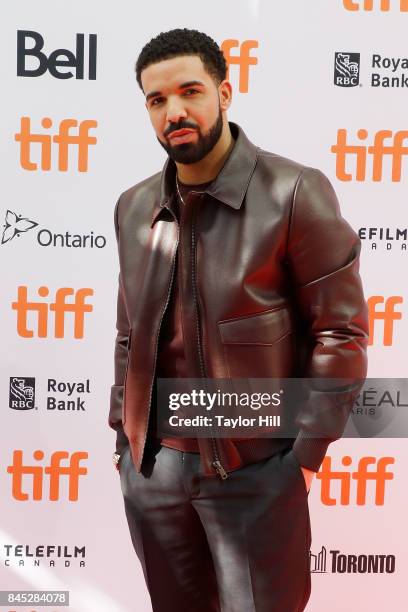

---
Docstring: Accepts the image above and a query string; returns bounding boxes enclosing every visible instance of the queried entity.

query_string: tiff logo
[368,296,403,345]
[17,30,97,79]
[12,286,93,339]
[15,117,97,172]
[221,39,258,93]
[317,456,394,505]
[7,450,87,501]
[331,129,408,182]
[344,0,408,10]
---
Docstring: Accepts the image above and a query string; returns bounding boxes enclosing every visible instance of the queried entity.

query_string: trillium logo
[1,210,38,244]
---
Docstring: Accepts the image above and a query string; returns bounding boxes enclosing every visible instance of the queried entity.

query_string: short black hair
[135,28,227,91]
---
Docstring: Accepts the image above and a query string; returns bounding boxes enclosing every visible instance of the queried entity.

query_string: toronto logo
[2,210,38,244]
[334,53,360,87]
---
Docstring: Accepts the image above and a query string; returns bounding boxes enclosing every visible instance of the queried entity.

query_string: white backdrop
[1,1,407,611]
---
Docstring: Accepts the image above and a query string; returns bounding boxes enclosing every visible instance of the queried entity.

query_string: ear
[218,80,233,111]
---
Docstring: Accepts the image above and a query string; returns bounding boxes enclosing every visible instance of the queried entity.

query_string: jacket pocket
[217,307,294,378]
[218,306,292,345]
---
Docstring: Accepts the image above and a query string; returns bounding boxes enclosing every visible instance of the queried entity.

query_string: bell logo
[331,129,408,182]
[12,286,93,339]
[317,456,394,505]
[368,295,403,345]
[344,0,408,10]
[7,450,88,501]
[15,117,97,172]
[17,30,97,80]
[221,40,258,93]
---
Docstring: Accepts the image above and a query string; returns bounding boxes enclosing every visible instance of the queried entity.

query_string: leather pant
[119,443,312,612]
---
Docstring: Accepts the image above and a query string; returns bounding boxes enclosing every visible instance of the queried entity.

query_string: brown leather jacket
[109,121,368,477]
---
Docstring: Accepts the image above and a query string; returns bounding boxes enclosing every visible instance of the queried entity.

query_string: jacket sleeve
[109,195,130,454]
[287,167,369,472]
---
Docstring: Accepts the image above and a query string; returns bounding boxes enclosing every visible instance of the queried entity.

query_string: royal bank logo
[9,377,36,410]
[334,53,360,87]
[1,210,106,249]
[310,546,395,574]
[334,53,408,90]
[9,377,90,412]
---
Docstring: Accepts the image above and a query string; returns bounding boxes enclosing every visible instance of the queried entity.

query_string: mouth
[168,128,197,145]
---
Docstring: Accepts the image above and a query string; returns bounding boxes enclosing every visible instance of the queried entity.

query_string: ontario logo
[1,210,106,248]
[9,377,36,410]
[334,53,360,87]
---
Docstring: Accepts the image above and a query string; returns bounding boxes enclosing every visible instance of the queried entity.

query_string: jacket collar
[151,122,259,228]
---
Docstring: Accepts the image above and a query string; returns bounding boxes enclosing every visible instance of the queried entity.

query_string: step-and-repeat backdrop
[1,1,407,611]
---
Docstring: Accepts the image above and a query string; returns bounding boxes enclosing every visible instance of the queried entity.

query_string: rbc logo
[9,377,36,410]
[334,53,360,87]
[17,30,97,80]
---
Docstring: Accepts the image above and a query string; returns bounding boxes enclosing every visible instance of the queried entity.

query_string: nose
[165,95,188,125]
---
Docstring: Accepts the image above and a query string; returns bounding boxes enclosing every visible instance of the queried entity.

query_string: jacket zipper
[191,197,228,480]
[141,207,179,466]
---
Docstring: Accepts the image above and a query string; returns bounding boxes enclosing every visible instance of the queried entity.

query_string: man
[109,28,368,612]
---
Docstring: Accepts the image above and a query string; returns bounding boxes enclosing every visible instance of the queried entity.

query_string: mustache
[164,121,199,138]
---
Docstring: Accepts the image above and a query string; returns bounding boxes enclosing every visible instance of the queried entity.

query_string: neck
[175,121,234,185]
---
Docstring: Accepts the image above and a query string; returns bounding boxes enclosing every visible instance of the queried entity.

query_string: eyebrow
[145,80,205,102]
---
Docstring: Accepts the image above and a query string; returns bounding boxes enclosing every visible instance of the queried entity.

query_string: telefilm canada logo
[1,210,106,249]
[3,544,86,568]
[310,546,395,574]
[334,53,361,87]
[9,377,91,411]
[359,226,407,251]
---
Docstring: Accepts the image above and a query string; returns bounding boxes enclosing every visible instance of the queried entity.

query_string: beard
[157,105,223,164]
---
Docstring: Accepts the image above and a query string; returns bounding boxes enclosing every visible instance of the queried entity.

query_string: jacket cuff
[115,426,129,455]
[292,431,332,472]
